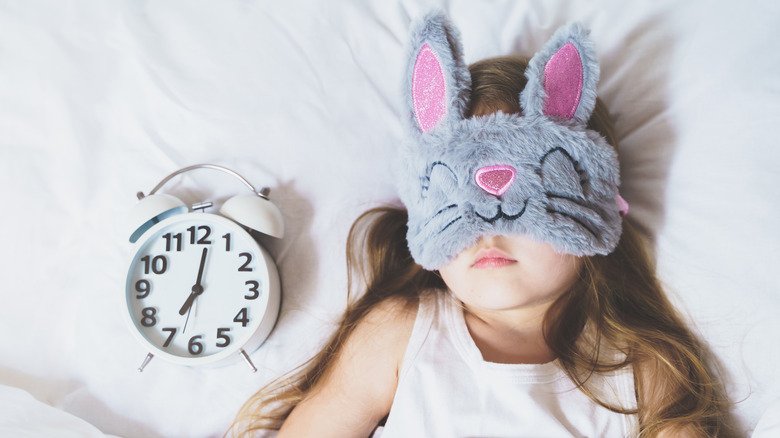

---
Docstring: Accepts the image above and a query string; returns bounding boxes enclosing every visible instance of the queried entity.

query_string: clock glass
[125,214,266,360]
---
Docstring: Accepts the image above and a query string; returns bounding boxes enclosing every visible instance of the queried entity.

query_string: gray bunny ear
[520,23,599,126]
[403,11,471,136]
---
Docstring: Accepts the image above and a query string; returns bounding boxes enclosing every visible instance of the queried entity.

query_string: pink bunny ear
[519,23,599,126]
[404,12,470,136]
[542,42,583,120]
[412,43,447,133]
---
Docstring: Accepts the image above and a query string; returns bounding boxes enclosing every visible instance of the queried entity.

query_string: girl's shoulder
[364,294,420,329]
[279,293,424,436]
[360,294,422,371]
[369,290,449,377]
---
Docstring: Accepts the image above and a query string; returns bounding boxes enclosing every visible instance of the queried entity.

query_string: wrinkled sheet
[0,0,778,436]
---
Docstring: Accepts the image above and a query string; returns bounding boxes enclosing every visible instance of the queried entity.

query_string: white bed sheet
[0,0,778,436]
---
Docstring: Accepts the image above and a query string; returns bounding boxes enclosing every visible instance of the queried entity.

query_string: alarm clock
[124,164,284,373]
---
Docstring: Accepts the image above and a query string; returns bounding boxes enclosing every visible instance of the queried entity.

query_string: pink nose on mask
[475,165,516,196]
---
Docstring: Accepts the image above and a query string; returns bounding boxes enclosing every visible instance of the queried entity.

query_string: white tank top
[372,290,640,437]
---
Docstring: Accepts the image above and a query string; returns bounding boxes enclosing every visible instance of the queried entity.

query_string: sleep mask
[393,11,629,271]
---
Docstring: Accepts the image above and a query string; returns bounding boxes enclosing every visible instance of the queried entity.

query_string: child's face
[438,233,582,311]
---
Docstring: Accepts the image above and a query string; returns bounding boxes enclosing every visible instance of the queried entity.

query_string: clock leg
[137,352,154,372]
[240,349,257,373]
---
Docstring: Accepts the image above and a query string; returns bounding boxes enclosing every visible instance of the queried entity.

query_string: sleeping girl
[229,10,737,438]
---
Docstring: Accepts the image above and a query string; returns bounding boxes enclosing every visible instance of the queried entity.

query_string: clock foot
[138,353,154,372]
[240,348,257,373]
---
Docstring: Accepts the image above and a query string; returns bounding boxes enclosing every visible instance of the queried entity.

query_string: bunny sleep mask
[392,11,630,271]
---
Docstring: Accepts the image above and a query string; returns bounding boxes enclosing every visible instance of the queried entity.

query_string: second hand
[183,302,193,334]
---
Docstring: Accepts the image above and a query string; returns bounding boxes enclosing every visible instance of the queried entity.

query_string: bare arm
[277,296,418,437]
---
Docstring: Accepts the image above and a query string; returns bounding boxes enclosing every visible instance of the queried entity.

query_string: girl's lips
[472,257,518,269]
[471,247,516,268]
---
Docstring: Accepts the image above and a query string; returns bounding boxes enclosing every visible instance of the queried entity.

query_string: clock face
[125,213,269,362]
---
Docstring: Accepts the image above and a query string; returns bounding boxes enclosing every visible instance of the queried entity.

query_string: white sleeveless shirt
[372,290,640,437]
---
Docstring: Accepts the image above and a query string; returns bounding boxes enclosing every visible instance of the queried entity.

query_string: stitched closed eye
[421,160,459,199]
[418,160,462,234]
[537,147,588,199]
[538,147,606,240]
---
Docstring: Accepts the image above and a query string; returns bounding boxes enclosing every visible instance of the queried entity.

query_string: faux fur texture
[393,10,624,271]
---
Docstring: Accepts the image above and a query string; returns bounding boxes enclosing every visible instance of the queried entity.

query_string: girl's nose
[475,165,516,196]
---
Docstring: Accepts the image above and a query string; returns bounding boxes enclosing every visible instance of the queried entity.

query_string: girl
[230,11,737,438]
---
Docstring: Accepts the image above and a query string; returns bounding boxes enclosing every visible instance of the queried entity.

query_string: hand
[182,300,194,334]
[179,247,208,316]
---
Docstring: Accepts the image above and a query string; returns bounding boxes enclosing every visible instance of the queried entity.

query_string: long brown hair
[228,56,739,437]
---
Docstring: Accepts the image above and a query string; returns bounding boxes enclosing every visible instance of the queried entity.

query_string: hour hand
[179,284,203,316]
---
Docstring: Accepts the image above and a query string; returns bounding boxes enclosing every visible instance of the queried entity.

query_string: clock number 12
[187,226,212,245]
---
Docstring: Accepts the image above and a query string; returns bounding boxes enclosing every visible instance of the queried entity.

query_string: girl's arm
[277,296,418,438]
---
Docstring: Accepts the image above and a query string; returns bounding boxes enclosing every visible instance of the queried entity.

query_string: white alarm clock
[124,164,284,372]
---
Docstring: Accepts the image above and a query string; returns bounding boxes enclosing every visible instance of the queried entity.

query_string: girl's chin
[457,289,535,309]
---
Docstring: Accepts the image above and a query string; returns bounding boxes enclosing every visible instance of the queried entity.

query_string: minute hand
[179,247,208,316]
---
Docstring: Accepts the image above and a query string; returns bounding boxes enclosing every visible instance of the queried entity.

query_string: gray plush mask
[392,11,630,271]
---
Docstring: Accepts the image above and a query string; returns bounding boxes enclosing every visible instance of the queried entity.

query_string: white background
[0,0,778,436]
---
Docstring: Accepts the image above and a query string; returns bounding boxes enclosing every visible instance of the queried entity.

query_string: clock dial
[126,215,267,358]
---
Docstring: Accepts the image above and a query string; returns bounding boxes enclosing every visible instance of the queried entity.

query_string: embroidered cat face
[393,12,627,271]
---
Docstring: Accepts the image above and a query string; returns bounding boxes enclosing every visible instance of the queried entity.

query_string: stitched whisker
[545,193,608,222]
[545,192,586,205]
[438,216,462,234]
[422,204,458,228]
[546,208,599,239]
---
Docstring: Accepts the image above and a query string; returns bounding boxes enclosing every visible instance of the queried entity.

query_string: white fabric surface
[0,0,778,436]
[752,398,780,438]
[0,384,120,438]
